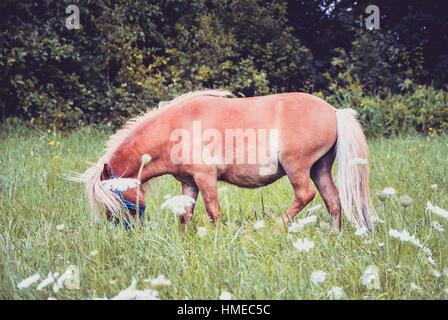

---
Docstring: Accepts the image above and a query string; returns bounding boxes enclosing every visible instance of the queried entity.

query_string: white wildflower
[355,226,369,236]
[432,221,444,232]
[327,286,345,300]
[371,216,385,226]
[319,221,331,230]
[430,184,438,190]
[47,297,57,300]
[150,275,171,290]
[56,224,65,231]
[197,227,207,238]
[361,265,381,290]
[410,283,422,292]
[160,195,196,215]
[112,278,159,300]
[431,269,441,278]
[288,216,317,233]
[90,250,99,256]
[350,157,368,165]
[17,273,40,289]
[307,205,322,213]
[53,265,80,292]
[37,272,56,291]
[378,242,385,248]
[254,220,265,231]
[427,256,435,266]
[310,270,327,285]
[382,187,396,196]
[101,178,140,192]
[426,201,448,219]
[219,291,232,300]
[141,154,152,165]
[293,238,315,252]
[389,228,433,262]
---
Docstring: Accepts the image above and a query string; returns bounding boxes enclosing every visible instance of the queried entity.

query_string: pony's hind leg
[276,167,316,228]
[310,144,341,230]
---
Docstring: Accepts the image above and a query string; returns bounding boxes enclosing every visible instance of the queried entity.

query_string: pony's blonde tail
[67,162,122,221]
[335,109,375,229]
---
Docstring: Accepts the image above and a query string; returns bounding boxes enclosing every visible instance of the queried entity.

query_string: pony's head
[69,162,124,222]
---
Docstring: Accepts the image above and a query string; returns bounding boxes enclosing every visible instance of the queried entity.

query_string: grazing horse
[72,89,375,231]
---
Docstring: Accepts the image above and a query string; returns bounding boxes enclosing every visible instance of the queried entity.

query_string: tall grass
[0,122,447,299]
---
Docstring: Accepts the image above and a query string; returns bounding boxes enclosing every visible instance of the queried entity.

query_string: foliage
[0,0,446,131]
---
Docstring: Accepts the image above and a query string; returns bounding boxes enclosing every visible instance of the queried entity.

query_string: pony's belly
[219,164,285,188]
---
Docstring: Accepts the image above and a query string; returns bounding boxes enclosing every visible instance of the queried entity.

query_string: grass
[0,122,447,300]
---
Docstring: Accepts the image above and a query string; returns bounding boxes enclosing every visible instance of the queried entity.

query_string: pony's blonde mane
[100,89,232,163]
[70,89,232,220]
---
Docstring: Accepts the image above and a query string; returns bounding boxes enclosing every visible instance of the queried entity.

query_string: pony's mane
[100,89,232,163]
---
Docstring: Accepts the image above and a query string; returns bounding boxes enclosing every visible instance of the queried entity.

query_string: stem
[135,162,144,220]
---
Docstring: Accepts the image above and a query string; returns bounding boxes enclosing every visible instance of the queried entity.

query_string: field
[0,122,447,300]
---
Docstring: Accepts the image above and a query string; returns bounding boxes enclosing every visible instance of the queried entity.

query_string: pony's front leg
[179,181,199,233]
[193,174,221,226]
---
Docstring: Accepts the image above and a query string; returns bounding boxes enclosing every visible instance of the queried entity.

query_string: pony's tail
[66,162,122,221]
[335,109,376,229]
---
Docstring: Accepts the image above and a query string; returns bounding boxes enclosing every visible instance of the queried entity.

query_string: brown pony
[72,89,375,230]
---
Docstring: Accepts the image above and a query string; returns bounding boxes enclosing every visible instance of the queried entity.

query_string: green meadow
[0,122,447,299]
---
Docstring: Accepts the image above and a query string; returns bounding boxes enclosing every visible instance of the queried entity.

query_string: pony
[71,89,375,231]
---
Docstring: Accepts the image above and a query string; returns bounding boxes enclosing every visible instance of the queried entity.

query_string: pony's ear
[101,163,112,180]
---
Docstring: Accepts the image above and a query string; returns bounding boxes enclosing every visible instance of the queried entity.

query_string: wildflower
[288,216,317,233]
[160,195,196,215]
[430,184,438,190]
[382,187,396,196]
[398,196,413,208]
[293,238,315,252]
[56,224,65,231]
[254,220,265,231]
[150,275,171,290]
[17,273,40,289]
[426,201,448,219]
[109,279,118,285]
[90,250,99,256]
[307,204,322,213]
[101,178,140,192]
[141,154,152,166]
[389,228,434,265]
[355,226,368,236]
[53,265,80,292]
[219,291,232,300]
[410,283,422,292]
[310,270,327,285]
[37,272,56,291]
[112,278,159,300]
[327,286,345,300]
[361,265,381,290]
[378,242,385,247]
[376,191,387,202]
[431,269,441,278]
[197,227,207,238]
[371,216,385,226]
[350,157,368,165]
[319,221,331,230]
[432,221,444,232]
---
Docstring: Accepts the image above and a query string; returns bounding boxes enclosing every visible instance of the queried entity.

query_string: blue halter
[107,162,146,227]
